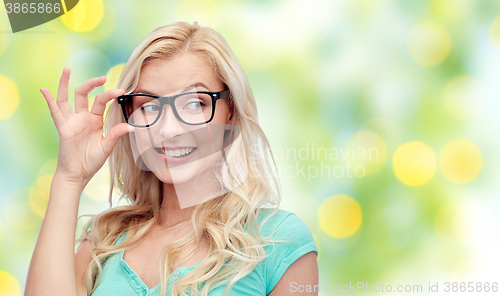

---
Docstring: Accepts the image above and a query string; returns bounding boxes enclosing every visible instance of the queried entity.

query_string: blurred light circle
[37,159,58,176]
[393,141,436,186]
[361,118,401,151]
[443,76,485,120]
[78,1,117,41]
[0,220,3,243]
[0,75,19,120]
[0,270,21,296]
[488,15,500,52]
[36,175,53,196]
[29,175,53,218]
[434,201,494,245]
[407,22,451,66]
[343,130,387,175]
[104,64,125,91]
[61,0,104,32]
[319,194,362,238]
[5,187,41,230]
[439,139,482,183]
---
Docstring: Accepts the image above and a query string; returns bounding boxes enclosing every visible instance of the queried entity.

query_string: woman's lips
[153,147,198,165]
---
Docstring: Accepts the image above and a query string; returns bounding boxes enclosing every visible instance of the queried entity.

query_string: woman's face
[130,52,233,186]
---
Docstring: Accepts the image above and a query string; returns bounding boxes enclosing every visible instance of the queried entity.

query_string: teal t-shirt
[91,209,318,296]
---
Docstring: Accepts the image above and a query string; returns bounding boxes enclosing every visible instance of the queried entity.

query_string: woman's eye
[141,105,159,112]
[185,100,204,110]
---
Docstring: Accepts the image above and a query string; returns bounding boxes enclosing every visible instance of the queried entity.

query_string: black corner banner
[4,0,80,33]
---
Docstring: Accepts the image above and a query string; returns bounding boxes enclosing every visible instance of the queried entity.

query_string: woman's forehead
[135,53,222,95]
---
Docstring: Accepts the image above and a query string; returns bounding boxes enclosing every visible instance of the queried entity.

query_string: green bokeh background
[1,0,499,295]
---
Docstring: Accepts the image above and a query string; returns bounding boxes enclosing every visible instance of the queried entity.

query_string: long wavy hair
[76,21,282,296]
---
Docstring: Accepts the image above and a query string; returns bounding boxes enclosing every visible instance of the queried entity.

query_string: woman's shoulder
[255,208,314,240]
[252,208,318,295]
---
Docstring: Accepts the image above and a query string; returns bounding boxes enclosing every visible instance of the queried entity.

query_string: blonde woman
[26,22,319,296]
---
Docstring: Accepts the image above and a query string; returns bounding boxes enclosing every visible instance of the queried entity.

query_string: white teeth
[160,147,195,157]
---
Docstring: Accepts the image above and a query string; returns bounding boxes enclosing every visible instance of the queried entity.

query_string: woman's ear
[227,100,234,124]
[225,107,234,131]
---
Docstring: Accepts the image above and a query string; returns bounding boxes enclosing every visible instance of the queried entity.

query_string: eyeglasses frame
[117,87,231,127]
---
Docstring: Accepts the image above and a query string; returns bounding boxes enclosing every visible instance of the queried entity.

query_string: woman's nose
[158,104,186,139]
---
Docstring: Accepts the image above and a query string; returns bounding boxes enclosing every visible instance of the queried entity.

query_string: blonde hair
[77,21,282,295]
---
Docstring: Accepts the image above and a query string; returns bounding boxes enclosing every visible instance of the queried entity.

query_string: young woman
[26,22,318,296]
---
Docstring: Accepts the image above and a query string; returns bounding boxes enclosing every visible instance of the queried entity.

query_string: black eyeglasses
[117,88,230,127]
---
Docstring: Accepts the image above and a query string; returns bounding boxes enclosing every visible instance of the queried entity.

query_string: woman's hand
[40,67,132,188]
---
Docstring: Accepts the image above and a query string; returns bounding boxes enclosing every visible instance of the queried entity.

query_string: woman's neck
[157,182,194,229]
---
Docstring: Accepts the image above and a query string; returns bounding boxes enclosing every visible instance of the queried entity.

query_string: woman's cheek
[134,131,151,155]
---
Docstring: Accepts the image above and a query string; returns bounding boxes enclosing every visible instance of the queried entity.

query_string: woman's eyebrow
[181,82,210,91]
[135,82,210,95]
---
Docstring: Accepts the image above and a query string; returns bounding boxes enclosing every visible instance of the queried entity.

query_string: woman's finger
[41,88,66,130]
[56,67,74,120]
[101,123,134,156]
[74,76,106,113]
[90,88,125,116]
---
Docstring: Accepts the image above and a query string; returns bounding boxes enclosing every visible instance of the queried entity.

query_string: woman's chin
[151,167,196,184]
[145,155,220,185]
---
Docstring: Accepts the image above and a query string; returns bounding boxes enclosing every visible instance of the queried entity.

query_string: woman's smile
[153,146,198,164]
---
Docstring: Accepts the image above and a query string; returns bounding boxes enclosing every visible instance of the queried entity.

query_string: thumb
[102,123,134,156]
